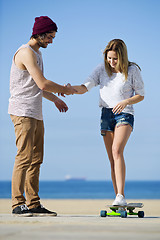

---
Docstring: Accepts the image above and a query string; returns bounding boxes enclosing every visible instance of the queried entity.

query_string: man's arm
[15,47,76,95]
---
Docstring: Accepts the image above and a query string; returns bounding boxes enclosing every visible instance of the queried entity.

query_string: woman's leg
[112,125,132,197]
[102,131,118,195]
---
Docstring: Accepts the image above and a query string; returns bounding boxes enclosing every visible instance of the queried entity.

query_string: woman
[67,39,144,205]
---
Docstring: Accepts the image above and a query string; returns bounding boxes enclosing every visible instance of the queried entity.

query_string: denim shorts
[100,107,134,134]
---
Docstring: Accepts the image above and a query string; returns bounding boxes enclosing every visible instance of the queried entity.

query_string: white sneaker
[112,194,127,206]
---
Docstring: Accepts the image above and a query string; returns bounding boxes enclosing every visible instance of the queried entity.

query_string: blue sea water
[0,180,160,199]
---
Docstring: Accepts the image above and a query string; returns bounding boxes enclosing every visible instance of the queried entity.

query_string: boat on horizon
[65,175,86,181]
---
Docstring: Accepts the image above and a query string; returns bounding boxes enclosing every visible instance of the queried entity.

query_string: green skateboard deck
[100,203,144,218]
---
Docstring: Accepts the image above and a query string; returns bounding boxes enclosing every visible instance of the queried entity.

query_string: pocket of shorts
[21,117,36,132]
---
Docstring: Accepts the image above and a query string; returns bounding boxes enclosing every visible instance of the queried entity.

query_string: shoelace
[20,204,29,211]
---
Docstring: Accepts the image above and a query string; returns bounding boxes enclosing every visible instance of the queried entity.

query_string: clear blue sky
[0,0,160,181]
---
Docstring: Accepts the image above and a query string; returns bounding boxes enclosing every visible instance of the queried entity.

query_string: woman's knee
[112,144,123,160]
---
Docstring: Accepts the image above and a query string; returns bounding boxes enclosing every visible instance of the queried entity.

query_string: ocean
[0,180,160,199]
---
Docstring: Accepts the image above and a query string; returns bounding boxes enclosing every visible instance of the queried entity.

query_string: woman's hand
[112,100,128,114]
[58,83,87,96]
[112,95,144,114]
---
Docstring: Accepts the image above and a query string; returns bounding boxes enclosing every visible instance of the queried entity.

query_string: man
[8,16,76,216]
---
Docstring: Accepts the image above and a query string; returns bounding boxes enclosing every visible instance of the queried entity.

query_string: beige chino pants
[10,115,44,209]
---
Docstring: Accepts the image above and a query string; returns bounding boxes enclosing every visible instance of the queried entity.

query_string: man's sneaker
[29,204,57,216]
[12,204,33,217]
[112,194,127,206]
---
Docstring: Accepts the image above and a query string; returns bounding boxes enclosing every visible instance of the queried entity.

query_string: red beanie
[32,16,58,35]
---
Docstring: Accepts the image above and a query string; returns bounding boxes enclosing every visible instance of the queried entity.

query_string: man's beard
[37,38,47,48]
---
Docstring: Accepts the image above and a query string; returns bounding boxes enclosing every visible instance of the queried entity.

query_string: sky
[0,0,160,181]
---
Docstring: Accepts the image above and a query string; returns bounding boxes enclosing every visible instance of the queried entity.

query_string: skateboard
[100,203,144,218]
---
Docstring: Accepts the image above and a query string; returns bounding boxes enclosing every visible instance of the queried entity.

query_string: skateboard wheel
[120,211,127,218]
[138,211,144,218]
[100,210,107,217]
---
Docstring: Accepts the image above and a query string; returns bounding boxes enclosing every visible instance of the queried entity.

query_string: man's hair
[30,31,53,40]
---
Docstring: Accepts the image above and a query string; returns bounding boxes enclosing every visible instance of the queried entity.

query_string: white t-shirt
[83,63,145,115]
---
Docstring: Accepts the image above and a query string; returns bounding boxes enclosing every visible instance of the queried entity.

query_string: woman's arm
[59,84,88,97]
[71,85,88,94]
[112,95,144,114]
[65,84,88,94]
[126,95,144,105]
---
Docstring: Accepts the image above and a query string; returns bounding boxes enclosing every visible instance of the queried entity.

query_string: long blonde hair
[103,39,141,80]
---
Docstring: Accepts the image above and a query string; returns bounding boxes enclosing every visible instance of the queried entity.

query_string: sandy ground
[0,199,160,240]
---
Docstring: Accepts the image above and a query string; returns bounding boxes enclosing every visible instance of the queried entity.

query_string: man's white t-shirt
[83,63,144,115]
